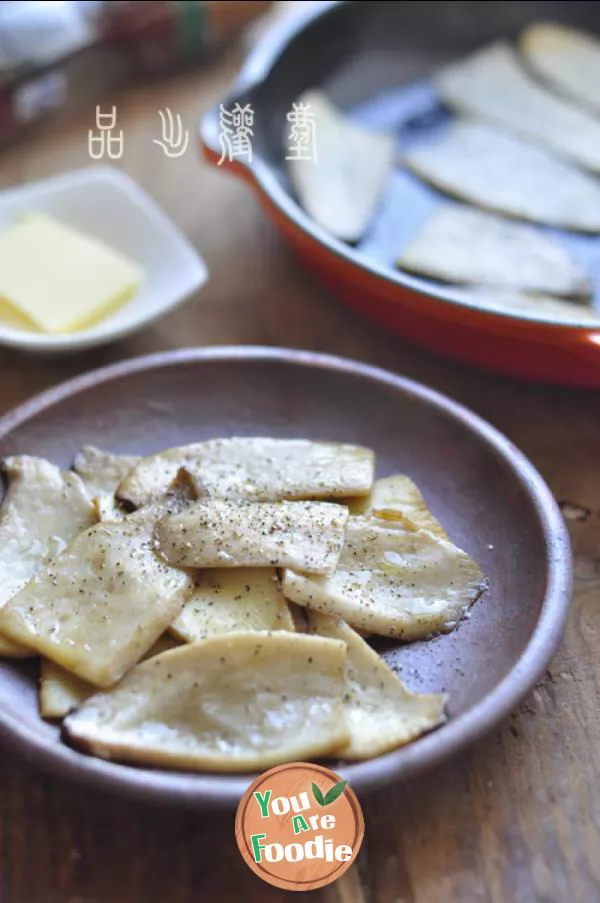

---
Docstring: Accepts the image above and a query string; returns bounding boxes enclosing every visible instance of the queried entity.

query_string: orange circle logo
[235,762,364,891]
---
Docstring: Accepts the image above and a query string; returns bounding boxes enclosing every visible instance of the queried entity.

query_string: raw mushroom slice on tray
[521,22,600,115]
[435,42,600,172]
[397,204,591,299]
[403,120,600,233]
[287,90,395,242]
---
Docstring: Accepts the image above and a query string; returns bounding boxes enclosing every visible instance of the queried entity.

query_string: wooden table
[0,14,599,903]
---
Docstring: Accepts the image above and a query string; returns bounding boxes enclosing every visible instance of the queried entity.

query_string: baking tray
[201,0,600,386]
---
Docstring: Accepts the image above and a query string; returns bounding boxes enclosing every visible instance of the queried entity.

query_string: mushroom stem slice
[435,41,600,172]
[347,474,448,540]
[72,446,141,498]
[63,633,349,772]
[0,516,194,688]
[398,203,591,300]
[39,634,181,719]
[39,660,92,719]
[287,90,395,242]
[282,515,486,640]
[403,120,600,233]
[155,499,349,573]
[169,568,295,643]
[0,455,96,658]
[521,23,600,115]
[117,437,374,508]
[307,612,447,758]
[93,495,126,523]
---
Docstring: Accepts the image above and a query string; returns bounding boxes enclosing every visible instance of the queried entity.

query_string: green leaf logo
[323,780,348,806]
[312,780,348,806]
[312,782,325,806]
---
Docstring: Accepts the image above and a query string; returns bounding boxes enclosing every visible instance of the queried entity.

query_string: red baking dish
[200,0,600,386]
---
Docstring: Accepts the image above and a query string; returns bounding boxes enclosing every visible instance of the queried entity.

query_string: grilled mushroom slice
[308,612,447,758]
[63,633,349,772]
[0,456,95,657]
[282,514,486,640]
[117,437,374,508]
[0,515,194,687]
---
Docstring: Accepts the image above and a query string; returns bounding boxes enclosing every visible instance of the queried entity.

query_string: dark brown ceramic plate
[0,347,570,808]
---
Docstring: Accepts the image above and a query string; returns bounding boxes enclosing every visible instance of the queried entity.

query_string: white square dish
[0,166,208,353]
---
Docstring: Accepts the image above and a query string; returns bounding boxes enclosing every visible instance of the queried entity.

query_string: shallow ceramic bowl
[0,347,571,807]
[0,167,208,353]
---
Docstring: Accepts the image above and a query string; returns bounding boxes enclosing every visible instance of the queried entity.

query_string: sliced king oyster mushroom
[39,634,181,720]
[169,568,295,643]
[155,499,348,573]
[282,514,486,640]
[0,456,96,657]
[72,446,141,498]
[93,495,126,522]
[453,286,600,325]
[288,602,308,633]
[74,446,142,522]
[307,612,447,758]
[397,203,591,299]
[521,22,600,115]
[0,515,194,687]
[117,437,374,508]
[347,474,448,540]
[63,633,349,772]
[286,90,395,242]
[93,464,197,523]
[403,119,600,233]
[39,660,91,720]
[435,42,600,172]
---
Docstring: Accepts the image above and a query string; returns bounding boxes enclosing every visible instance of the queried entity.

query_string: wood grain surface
[0,7,599,902]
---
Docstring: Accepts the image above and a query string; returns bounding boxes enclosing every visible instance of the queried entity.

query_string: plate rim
[0,346,572,808]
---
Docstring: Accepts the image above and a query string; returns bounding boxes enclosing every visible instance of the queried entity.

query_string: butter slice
[0,213,143,333]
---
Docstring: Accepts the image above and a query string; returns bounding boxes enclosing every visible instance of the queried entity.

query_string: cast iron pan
[0,348,571,808]
[201,1,600,386]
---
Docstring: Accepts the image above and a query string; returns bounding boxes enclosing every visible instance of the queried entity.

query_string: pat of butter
[0,213,143,333]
